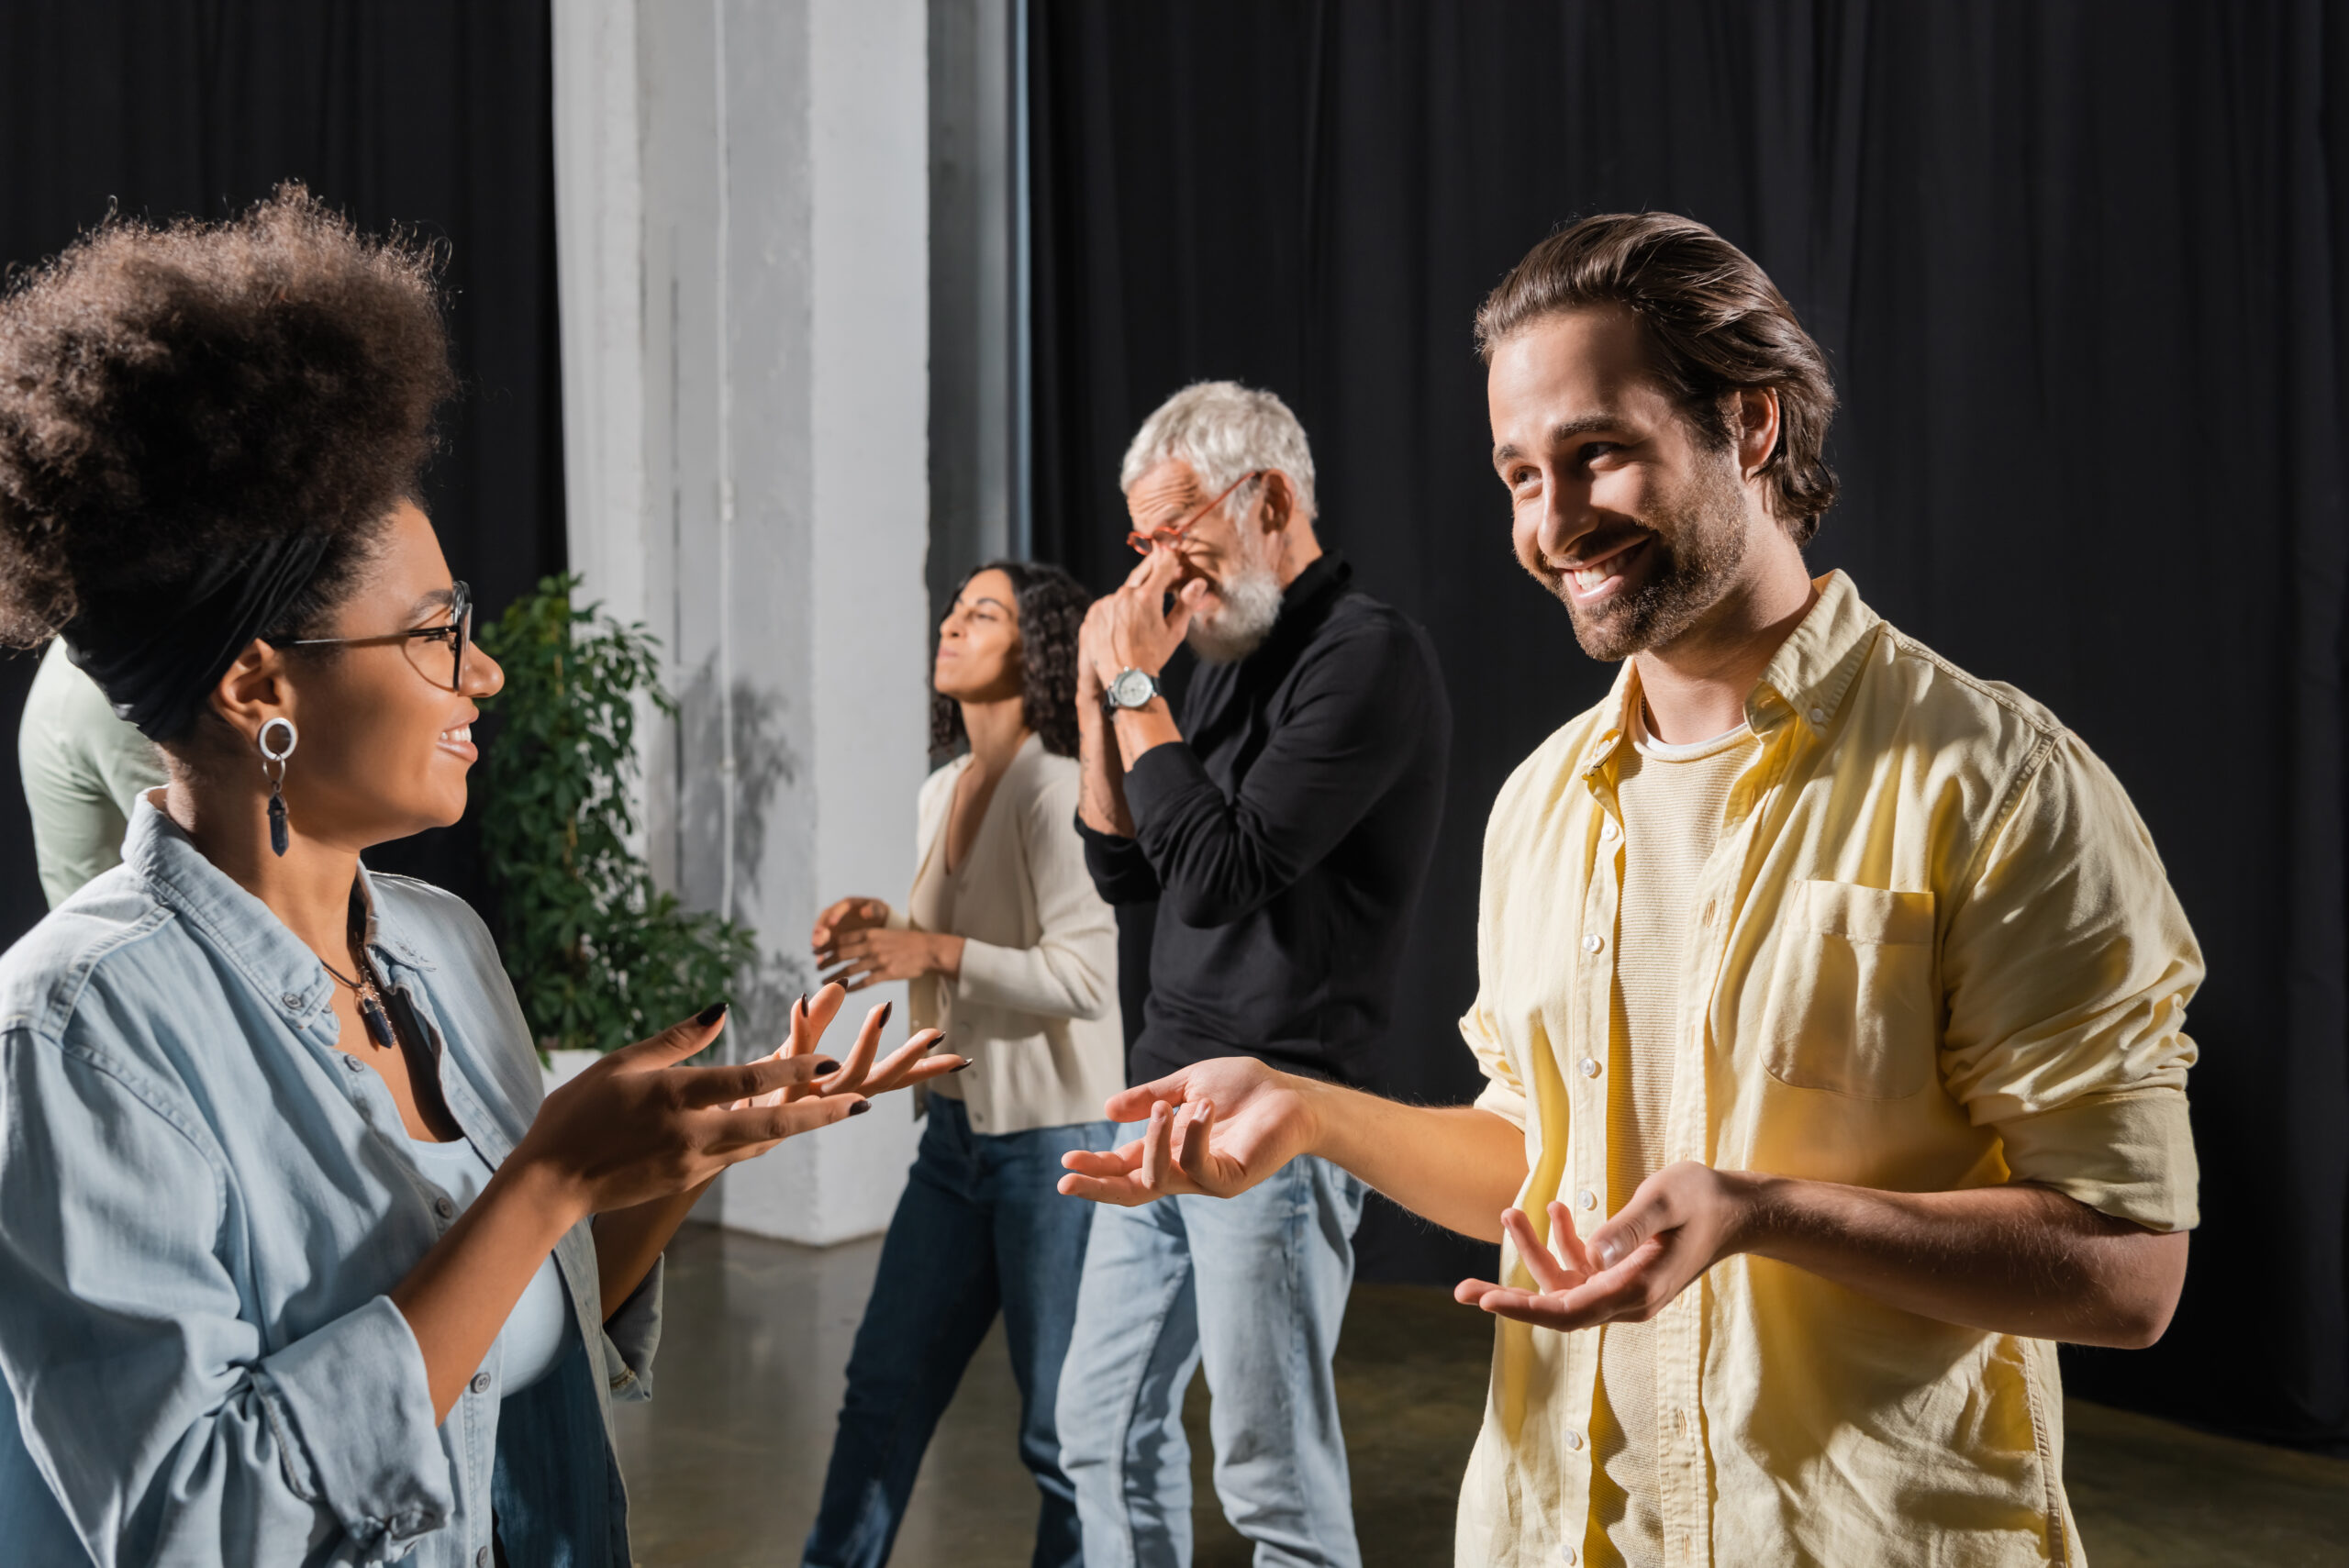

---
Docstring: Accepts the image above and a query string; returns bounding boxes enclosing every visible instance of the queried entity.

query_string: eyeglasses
[1126,470,1264,556]
[291,581,473,692]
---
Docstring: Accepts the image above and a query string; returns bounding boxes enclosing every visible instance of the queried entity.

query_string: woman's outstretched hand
[733,982,963,1107]
[518,988,959,1219]
[1056,1057,1319,1206]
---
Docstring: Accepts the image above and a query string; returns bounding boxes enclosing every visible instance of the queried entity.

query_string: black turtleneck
[1077,552,1451,1089]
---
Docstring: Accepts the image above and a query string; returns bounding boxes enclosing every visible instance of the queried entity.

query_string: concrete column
[553,0,930,1245]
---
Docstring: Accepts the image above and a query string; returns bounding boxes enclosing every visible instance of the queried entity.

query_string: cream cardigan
[894,733,1124,1135]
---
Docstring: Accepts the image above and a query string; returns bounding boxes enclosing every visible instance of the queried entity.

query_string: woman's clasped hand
[811,895,961,992]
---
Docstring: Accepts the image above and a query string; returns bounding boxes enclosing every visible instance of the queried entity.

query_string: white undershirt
[401,1135,572,1395]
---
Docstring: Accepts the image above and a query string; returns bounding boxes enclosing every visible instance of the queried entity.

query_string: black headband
[62,530,336,744]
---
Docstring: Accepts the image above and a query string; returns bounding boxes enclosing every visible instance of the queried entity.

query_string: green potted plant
[475,573,755,1081]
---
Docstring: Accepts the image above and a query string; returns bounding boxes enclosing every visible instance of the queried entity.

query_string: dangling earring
[258,717,298,857]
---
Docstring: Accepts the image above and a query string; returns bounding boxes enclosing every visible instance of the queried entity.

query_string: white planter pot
[541,1048,601,1100]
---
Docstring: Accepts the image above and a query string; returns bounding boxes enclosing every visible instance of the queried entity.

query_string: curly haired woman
[0,187,962,1568]
[801,561,1122,1568]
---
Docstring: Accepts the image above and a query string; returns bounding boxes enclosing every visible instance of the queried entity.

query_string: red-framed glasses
[1126,470,1264,555]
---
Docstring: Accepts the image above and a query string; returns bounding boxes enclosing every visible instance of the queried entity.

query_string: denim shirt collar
[120,795,440,1046]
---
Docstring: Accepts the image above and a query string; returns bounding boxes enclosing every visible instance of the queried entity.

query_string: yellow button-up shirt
[1454,572,2199,1568]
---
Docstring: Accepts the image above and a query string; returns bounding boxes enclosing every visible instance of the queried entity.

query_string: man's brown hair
[1475,212,1839,543]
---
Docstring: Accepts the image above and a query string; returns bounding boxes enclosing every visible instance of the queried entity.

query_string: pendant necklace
[318,898,397,1051]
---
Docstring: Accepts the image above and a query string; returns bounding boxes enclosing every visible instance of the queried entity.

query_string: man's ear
[1256,471,1295,534]
[1734,387,1782,481]
[207,639,295,747]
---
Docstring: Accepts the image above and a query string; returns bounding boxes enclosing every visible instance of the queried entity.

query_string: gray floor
[616,1223,2349,1567]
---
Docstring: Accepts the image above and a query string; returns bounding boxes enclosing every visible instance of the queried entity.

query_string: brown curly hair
[0,183,454,673]
[1475,212,1840,544]
[930,560,1092,760]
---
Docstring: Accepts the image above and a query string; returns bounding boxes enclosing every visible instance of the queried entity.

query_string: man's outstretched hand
[1057,1057,1319,1206]
[1454,1162,1759,1331]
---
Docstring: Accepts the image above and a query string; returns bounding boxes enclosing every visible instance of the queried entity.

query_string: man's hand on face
[1453,1161,1759,1331]
[1085,541,1209,686]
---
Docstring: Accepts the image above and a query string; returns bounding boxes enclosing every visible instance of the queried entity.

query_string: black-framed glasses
[291,581,473,691]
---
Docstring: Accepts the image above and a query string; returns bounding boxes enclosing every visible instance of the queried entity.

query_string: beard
[1186,538,1286,664]
[1550,458,1752,662]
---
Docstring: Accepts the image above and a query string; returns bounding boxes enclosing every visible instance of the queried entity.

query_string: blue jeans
[1054,1131,1369,1567]
[802,1098,1112,1568]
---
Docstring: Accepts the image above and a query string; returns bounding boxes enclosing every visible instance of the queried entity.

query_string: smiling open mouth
[438,724,473,744]
[1563,535,1650,602]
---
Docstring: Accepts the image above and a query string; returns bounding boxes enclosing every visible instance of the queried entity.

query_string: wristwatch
[1104,667,1162,715]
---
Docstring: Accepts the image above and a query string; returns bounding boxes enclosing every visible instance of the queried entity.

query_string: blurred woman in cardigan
[801,561,1122,1568]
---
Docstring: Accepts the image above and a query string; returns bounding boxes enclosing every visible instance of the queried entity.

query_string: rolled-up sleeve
[1462,998,1529,1132]
[1938,733,2202,1231]
[599,1253,662,1404]
[0,1031,451,1566]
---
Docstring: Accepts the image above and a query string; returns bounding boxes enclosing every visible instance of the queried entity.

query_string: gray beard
[1187,559,1284,664]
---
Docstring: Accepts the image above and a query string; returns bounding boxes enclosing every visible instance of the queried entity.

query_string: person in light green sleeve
[17,639,168,906]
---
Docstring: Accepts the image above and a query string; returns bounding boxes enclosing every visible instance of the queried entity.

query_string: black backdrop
[0,0,565,946]
[1030,0,2349,1445]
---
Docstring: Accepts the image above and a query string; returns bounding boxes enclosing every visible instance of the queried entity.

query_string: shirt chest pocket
[1757,880,1939,1100]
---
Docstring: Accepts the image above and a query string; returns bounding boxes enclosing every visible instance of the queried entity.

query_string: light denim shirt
[0,798,662,1567]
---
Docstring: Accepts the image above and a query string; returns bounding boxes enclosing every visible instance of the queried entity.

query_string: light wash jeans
[1055,1127,1368,1567]
[802,1097,1111,1568]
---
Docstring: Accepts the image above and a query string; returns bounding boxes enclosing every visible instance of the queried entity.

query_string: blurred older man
[1055,382,1451,1567]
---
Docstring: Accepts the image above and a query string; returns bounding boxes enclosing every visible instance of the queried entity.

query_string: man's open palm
[1454,1163,1745,1331]
[1058,1058,1317,1206]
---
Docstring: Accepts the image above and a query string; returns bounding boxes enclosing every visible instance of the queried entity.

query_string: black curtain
[0,0,565,946]
[1030,0,2349,1446]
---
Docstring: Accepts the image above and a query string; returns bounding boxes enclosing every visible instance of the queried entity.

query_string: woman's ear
[208,639,297,746]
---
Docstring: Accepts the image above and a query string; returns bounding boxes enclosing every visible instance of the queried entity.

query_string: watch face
[1112,669,1155,707]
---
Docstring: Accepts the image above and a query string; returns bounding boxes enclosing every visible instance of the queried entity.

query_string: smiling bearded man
[1055,214,2203,1568]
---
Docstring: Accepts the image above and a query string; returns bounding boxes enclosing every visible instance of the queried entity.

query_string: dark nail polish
[952,1060,973,1073]
[695,1001,728,1028]
[796,992,808,1016]
[848,1100,871,1117]
[811,1057,839,1073]
[878,1000,893,1027]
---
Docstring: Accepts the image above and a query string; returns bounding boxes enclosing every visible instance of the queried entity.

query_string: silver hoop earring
[258,717,298,857]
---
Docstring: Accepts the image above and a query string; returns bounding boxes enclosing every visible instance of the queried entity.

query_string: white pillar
[552,0,930,1246]
[550,0,648,637]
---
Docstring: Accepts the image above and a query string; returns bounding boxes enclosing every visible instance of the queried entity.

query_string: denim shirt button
[341,1056,364,1074]
[476,1548,492,1568]
[281,992,303,1010]
[434,1195,456,1219]
[469,1371,492,1396]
